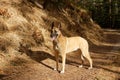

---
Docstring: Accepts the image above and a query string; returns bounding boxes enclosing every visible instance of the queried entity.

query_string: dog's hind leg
[81,50,93,69]
[84,54,93,69]
[87,56,93,69]
[78,55,84,68]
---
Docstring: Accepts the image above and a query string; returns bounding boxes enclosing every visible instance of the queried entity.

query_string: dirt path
[0,29,120,80]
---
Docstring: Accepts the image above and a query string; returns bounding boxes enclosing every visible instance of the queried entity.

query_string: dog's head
[50,22,61,41]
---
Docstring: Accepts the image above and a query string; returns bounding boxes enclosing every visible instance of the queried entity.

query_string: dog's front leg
[60,53,66,73]
[54,52,59,71]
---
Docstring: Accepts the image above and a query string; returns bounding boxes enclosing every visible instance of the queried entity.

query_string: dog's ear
[51,22,54,30]
[58,23,61,29]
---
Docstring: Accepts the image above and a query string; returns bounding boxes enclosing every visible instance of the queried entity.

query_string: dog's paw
[88,67,92,70]
[53,68,57,71]
[78,65,83,68]
[60,70,64,74]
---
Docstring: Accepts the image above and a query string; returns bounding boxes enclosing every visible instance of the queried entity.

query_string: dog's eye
[54,30,57,33]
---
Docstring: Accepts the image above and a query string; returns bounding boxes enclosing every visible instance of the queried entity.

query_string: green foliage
[76,0,120,28]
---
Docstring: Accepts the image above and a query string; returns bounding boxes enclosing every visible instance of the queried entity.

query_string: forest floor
[0,29,120,80]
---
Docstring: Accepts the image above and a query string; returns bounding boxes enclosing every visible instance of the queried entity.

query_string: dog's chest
[53,41,60,50]
[53,41,66,52]
[55,43,63,51]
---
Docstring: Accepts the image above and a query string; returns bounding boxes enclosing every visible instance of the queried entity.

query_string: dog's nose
[50,34,52,38]
[50,33,55,38]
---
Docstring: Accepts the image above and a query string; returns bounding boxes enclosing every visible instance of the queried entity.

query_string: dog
[50,22,93,73]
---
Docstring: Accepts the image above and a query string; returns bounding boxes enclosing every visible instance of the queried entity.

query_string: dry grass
[0,0,105,66]
[0,0,47,53]
[0,32,21,53]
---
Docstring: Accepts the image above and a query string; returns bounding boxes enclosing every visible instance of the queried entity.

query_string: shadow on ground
[20,45,120,76]
[0,74,7,79]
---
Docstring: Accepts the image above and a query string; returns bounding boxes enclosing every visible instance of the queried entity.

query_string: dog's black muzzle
[50,31,58,41]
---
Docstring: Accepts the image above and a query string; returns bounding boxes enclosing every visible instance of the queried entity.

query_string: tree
[76,0,120,29]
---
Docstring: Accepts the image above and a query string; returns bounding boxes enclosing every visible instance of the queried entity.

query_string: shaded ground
[0,29,120,80]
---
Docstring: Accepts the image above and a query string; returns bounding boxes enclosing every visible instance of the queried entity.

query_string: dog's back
[65,37,88,53]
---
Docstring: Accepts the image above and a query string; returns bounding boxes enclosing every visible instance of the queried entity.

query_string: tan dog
[50,22,93,73]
